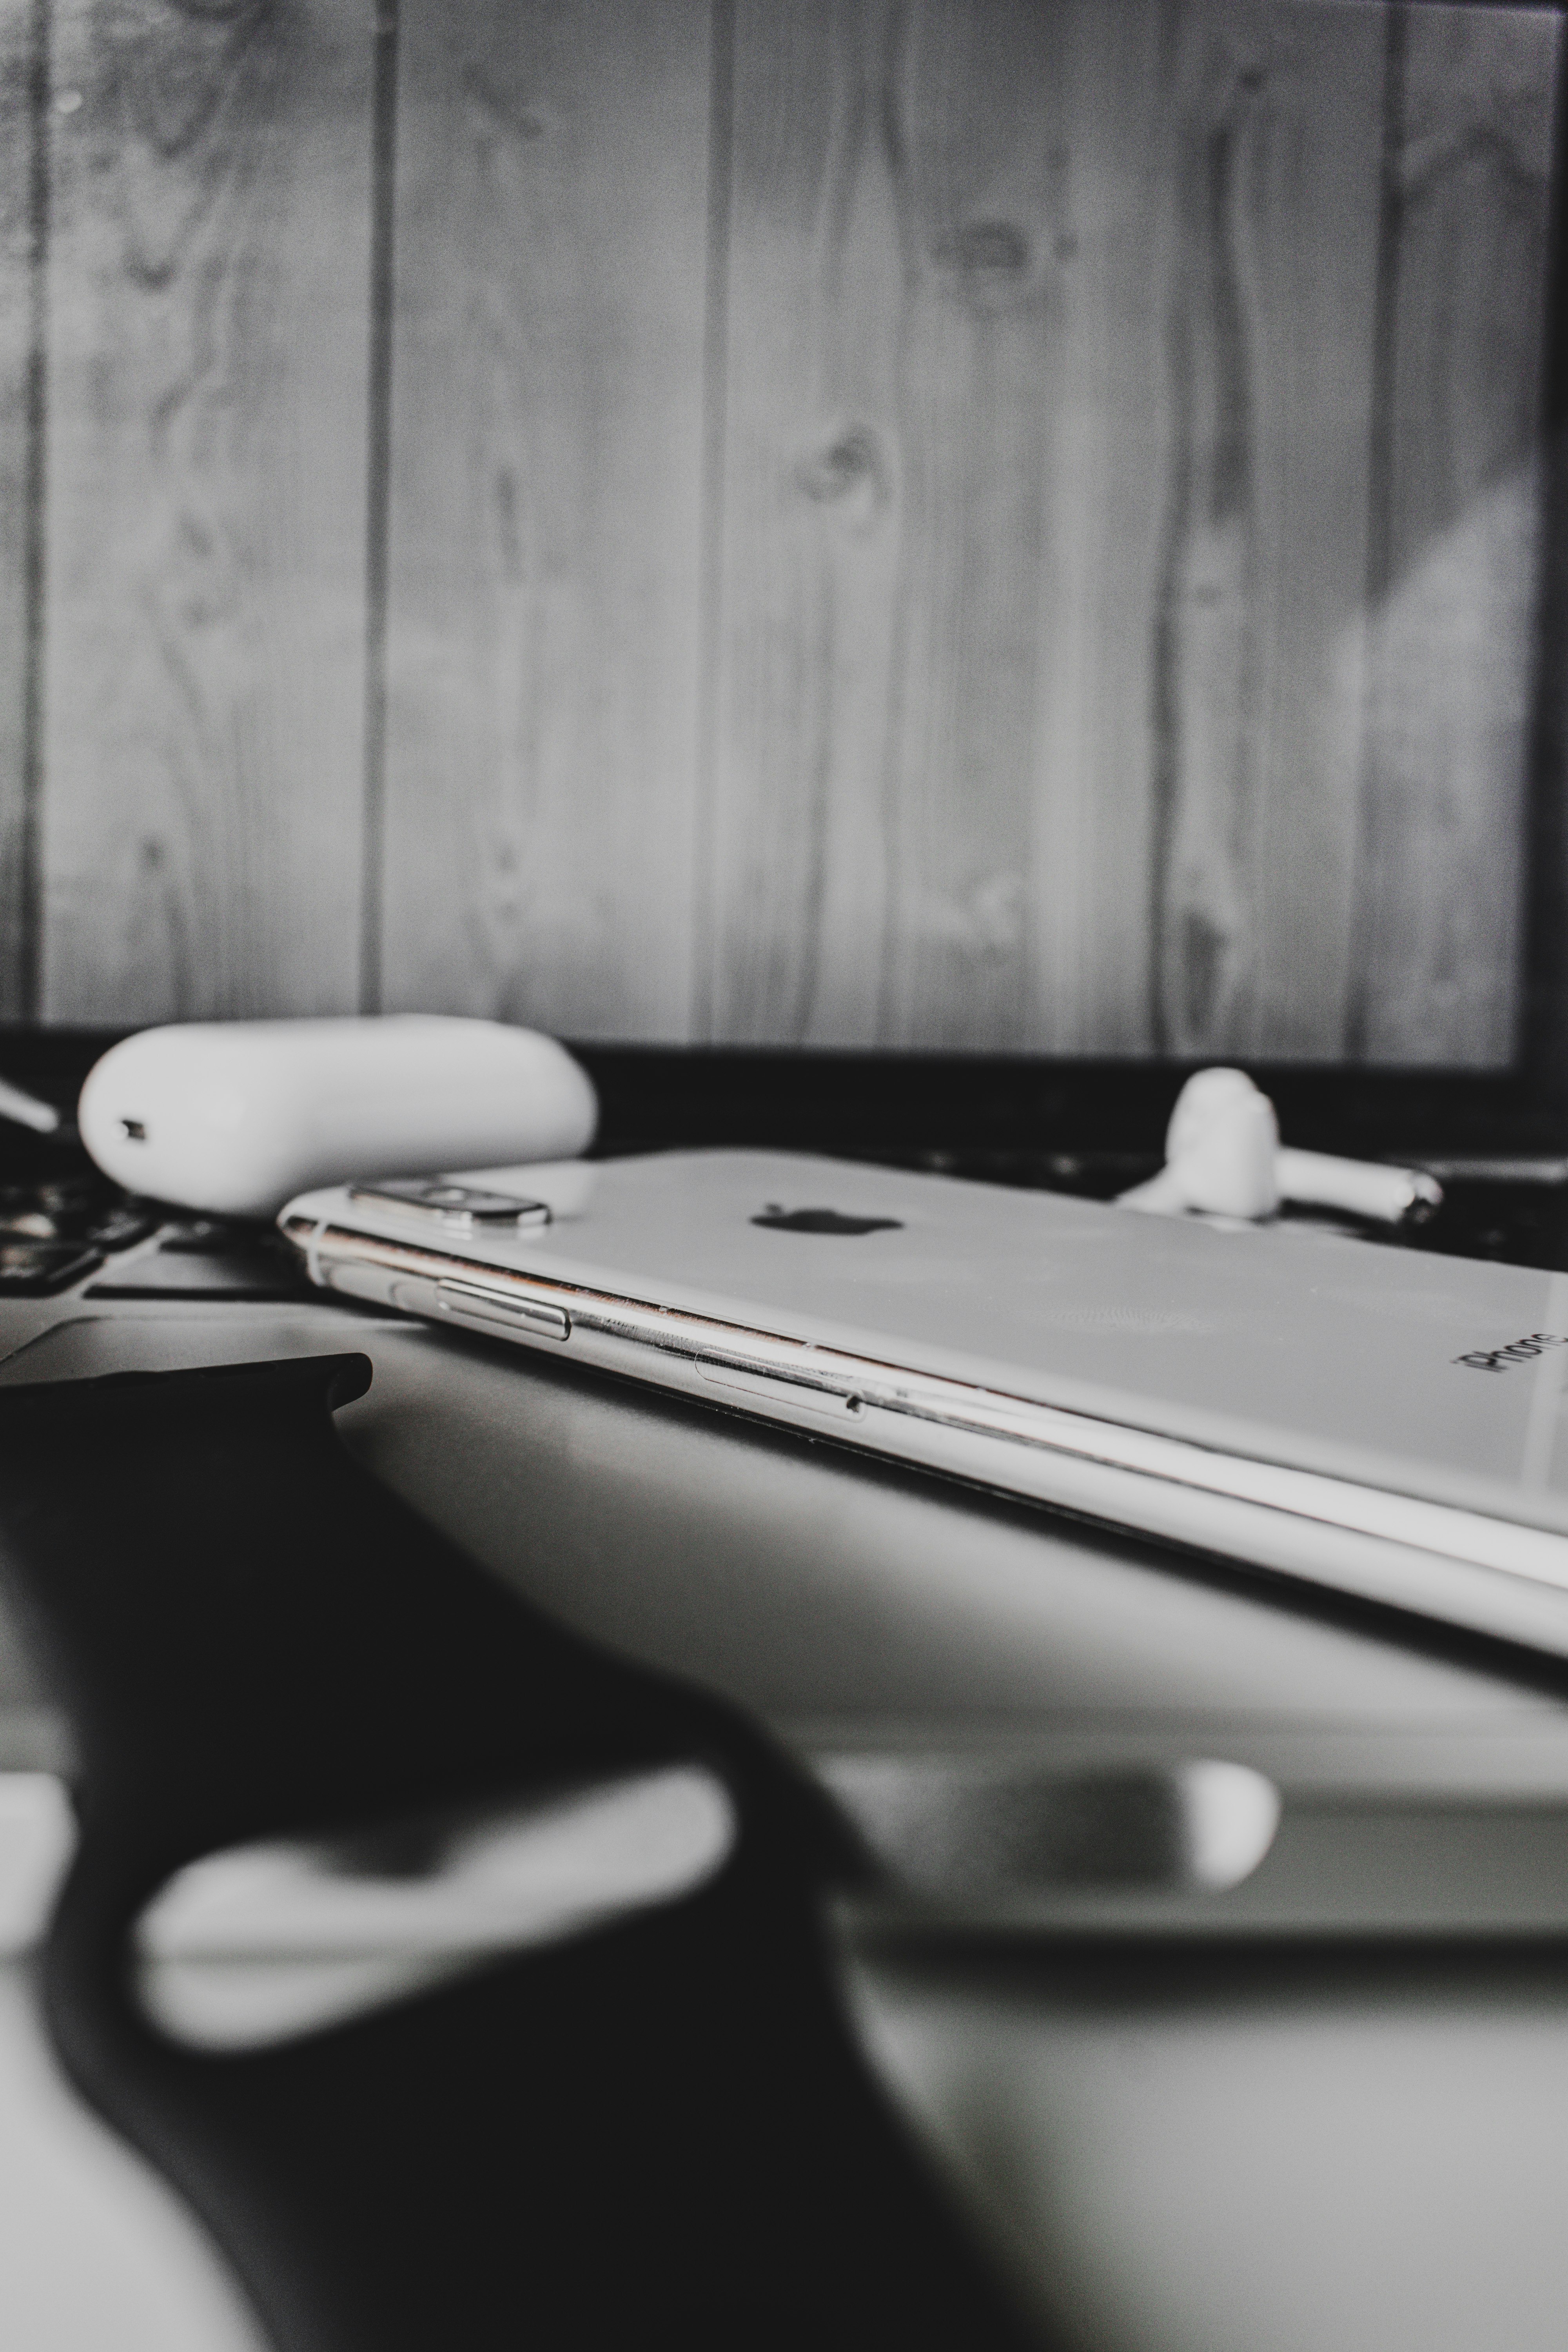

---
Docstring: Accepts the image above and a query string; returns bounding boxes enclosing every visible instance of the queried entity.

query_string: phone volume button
[435,1281,570,1342]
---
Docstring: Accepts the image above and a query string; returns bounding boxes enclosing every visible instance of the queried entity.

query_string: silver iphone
[281,1151,1568,1657]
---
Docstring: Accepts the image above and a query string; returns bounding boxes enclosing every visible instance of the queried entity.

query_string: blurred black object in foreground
[0,1355,1033,2352]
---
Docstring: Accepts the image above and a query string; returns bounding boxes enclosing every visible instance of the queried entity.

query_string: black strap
[0,1354,1037,2352]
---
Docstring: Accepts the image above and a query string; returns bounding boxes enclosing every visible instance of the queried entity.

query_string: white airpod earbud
[1118,1069,1443,1227]
[1119,1073,1281,1219]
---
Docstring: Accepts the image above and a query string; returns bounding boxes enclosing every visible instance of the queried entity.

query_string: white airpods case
[78,1017,598,1218]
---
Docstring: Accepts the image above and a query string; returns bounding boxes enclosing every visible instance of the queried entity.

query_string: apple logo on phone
[751,1203,904,1236]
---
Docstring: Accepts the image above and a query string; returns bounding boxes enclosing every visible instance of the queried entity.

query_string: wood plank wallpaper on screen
[0,0,1559,1060]
[0,0,36,1019]
[39,0,374,1022]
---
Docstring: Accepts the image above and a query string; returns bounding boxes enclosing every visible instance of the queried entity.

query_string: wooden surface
[1152,0,1387,1060]
[8,0,1564,1063]
[38,0,374,1023]
[705,0,1175,1051]
[379,0,713,1040]
[1352,0,1558,1065]
[0,1,36,1018]
[705,0,1553,1059]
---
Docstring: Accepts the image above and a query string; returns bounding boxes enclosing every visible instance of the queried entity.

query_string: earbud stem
[1276,1148,1442,1226]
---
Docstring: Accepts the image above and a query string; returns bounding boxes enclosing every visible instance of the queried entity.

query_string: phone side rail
[281,1214,1568,1661]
